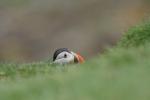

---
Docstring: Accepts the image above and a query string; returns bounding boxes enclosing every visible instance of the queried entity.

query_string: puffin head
[53,48,84,65]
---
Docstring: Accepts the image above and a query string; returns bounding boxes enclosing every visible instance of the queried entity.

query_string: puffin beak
[75,53,85,63]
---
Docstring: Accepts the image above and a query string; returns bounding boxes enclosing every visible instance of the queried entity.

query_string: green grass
[119,20,150,47]
[0,21,150,100]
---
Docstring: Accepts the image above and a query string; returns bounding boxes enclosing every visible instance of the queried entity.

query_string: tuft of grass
[119,20,150,47]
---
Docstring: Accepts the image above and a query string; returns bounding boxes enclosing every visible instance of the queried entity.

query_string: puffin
[53,48,84,65]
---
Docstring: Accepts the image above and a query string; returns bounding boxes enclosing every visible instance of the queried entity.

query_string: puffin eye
[64,54,67,58]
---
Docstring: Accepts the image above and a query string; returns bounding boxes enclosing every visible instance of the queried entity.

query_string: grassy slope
[119,21,150,47]
[0,21,150,100]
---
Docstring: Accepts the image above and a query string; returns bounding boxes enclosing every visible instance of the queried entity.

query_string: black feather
[53,48,70,61]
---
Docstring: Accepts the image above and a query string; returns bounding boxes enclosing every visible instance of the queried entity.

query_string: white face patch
[53,51,74,65]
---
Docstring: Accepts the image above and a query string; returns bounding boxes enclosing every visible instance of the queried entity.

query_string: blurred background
[0,0,150,63]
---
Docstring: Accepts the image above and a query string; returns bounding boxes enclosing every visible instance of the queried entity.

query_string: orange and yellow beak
[75,53,85,63]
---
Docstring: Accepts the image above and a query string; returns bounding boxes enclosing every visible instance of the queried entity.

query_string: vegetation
[0,21,150,100]
[119,20,150,47]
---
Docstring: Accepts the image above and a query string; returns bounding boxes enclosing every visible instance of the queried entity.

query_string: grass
[0,21,150,100]
[119,20,150,47]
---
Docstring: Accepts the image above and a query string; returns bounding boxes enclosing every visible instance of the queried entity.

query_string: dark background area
[0,0,150,62]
